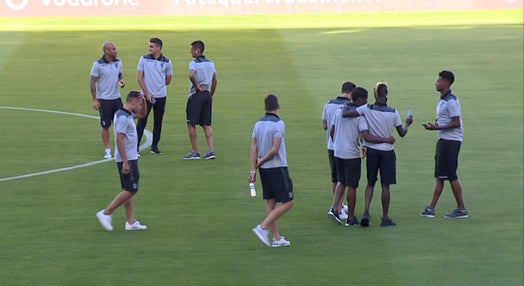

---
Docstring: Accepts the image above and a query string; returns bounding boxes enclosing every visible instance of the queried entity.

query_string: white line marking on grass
[0,106,152,182]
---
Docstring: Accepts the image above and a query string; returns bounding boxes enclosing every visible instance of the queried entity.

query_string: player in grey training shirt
[136,37,173,155]
[184,40,218,160]
[250,94,294,248]
[420,70,468,219]
[321,81,354,216]
[90,41,125,159]
[96,91,148,232]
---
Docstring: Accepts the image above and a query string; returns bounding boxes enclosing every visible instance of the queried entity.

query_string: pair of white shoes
[96,210,147,232]
[252,225,291,248]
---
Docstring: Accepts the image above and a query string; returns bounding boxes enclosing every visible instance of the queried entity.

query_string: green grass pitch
[0,10,522,286]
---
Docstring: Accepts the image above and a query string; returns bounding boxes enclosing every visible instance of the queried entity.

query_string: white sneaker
[339,211,348,221]
[272,236,291,247]
[104,148,112,159]
[342,204,348,214]
[96,209,113,231]
[252,225,270,247]
[125,220,147,231]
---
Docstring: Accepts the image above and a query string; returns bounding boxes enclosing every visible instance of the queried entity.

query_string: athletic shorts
[365,148,396,186]
[99,98,122,128]
[335,157,361,188]
[186,90,213,126]
[116,160,139,192]
[328,149,337,183]
[259,167,294,203]
[434,139,461,181]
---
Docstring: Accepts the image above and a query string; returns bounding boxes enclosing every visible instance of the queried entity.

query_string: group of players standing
[322,71,468,228]
[92,38,218,232]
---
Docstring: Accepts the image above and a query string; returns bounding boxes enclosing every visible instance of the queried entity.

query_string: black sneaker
[327,208,342,225]
[380,217,397,227]
[420,206,435,218]
[150,146,163,155]
[344,216,360,227]
[444,208,469,219]
[360,211,370,227]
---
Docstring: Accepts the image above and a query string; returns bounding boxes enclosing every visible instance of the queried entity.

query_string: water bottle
[151,97,157,105]
[406,108,412,118]
[249,182,256,197]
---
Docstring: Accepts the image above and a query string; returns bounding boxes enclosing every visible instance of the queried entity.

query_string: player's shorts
[186,90,213,126]
[434,139,461,181]
[365,148,396,186]
[335,156,361,188]
[328,149,337,183]
[116,160,139,192]
[99,98,122,128]
[259,167,294,203]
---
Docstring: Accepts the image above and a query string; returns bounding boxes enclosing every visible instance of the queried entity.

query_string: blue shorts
[259,167,294,203]
[116,160,139,192]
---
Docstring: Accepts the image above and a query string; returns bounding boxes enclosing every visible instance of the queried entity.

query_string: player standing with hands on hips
[250,95,294,247]
[90,41,125,159]
[96,91,148,232]
[136,37,173,155]
[420,70,468,219]
[183,40,218,160]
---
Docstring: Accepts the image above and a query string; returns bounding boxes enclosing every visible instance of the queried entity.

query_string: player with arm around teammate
[328,87,396,226]
[321,81,355,219]
[342,82,413,227]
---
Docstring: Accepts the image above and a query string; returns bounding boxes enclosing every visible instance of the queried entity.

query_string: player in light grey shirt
[96,91,148,232]
[90,41,125,159]
[136,37,173,155]
[250,94,294,248]
[420,70,468,219]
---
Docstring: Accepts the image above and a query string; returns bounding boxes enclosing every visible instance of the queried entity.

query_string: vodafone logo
[5,0,28,10]
[5,0,140,10]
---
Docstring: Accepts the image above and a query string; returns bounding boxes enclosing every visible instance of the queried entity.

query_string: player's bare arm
[90,76,100,110]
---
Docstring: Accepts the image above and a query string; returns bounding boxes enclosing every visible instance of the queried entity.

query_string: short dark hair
[264,94,279,111]
[341,81,356,93]
[150,37,163,49]
[375,82,388,98]
[439,70,455,85]
[126,91,141,102]
[351,87,368,101]
[191,40,205,53]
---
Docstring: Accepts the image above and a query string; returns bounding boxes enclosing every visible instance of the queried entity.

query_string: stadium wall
[0,0,522,17]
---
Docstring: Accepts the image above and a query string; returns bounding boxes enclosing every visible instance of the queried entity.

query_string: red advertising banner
[1,0,522,17]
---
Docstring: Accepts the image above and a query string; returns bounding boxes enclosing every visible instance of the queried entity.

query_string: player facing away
[183,40,218,160]
[250,94,294,247]
[342,82,413,227]
[322,81,355,220]
[328,87,396,226]
[420,70,468,219]
[89,41,125,159]
[96,91,148,232]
